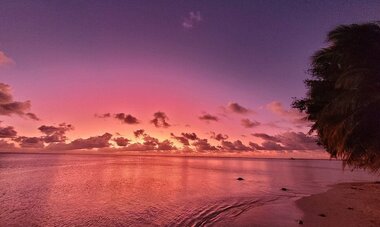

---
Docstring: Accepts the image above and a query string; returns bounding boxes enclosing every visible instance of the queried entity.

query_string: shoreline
[296,182,380,226]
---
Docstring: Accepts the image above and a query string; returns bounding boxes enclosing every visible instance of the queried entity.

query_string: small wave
[169,194,297,227]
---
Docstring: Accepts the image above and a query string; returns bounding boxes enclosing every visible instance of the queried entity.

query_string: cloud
[125,133,176,151]
[14,136,44,148]
[95,113,111,118]
[182,11,202,29]
[157,139,176,150]
[181,132,199,140]
[251,131,321,151]
[191,139,218,152]
[38,123,74,143]
[199,113,219,122]
[219,140,252,151]
[47,133,113,150]
[113,137,130,147]
[226,102,253,114]
[0,51,14,66]
[0,140,15,149]
[276,132,321,150]
[252,133,281,143]
[134,129,146,138]
[150,111,170,128]
[0,83,39,120]
[241,118,260,128]
[210,132,228,141]
[266,101,307,126]
[171,133,190,146]
[114,113,139,124]
[0,125,17,138]
[26,113,40,121]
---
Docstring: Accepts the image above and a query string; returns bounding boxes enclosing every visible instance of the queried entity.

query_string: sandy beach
[296,182,380,226]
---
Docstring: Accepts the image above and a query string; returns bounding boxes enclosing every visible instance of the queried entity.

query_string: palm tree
[293,22,380,171]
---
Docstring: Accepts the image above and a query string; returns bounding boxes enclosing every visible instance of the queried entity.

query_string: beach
[296,182,380,226]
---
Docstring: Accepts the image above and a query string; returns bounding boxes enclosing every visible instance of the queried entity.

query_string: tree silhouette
[293,22,380,171]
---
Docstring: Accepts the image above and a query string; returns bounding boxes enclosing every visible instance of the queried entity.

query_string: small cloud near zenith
[0,83,39,120]
[226,102,252,114]
[114,113,139,124]
[0,51,14,66]
[199,113,219,122]
[150,111,170,128]
[182,11,202,29]
[241,118,260,128]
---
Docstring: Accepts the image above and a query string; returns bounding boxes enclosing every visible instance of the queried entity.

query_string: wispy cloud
[182,11,202,29]
[241,118,260,128]
[0,51,14,67]
[266,101,308,127]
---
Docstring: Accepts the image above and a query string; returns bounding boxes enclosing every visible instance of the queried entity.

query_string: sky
[0,0,379,157]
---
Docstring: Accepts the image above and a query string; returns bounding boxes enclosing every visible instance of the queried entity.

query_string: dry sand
[296,182,380,227]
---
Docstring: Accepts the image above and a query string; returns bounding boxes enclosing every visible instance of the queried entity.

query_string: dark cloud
[143,135,160,147]
[0,125,17,138]
[171,133,190,146]
[251,132,321,151]
[220,140,252,151]
[113,137,130,147]
[15,136,44,148]
[48,133,113,150]
[276,132,320,150]
[134,129,146,138]
[114,113,139,124]
[157,139,176,150]
[226,102,252,114]
[26,113,40,121]
[210,132,228,141]
[95,113,111,118]
[150,111,170,128]
[181,132,199,141]
[0,83,39,120]
[38,123,74,143]
[241,118,260,128]
[191,139,218,151]
[199,113,218,122]
[252,133,281,143]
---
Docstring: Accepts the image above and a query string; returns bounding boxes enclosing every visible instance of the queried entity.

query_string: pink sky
[1,1,378,158]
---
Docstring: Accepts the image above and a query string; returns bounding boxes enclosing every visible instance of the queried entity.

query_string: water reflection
[0,154,378,226]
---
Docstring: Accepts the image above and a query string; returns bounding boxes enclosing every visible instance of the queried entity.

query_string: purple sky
[0,0,379,156]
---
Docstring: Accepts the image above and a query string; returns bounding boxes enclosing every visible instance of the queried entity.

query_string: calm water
[0,153,379,226]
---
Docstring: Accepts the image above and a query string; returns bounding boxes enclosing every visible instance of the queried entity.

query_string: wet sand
[296,182,380,226]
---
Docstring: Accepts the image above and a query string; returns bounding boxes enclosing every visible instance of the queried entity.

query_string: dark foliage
[293,22,380,171]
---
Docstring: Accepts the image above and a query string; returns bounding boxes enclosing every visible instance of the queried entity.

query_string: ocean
[0,153,378,226]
